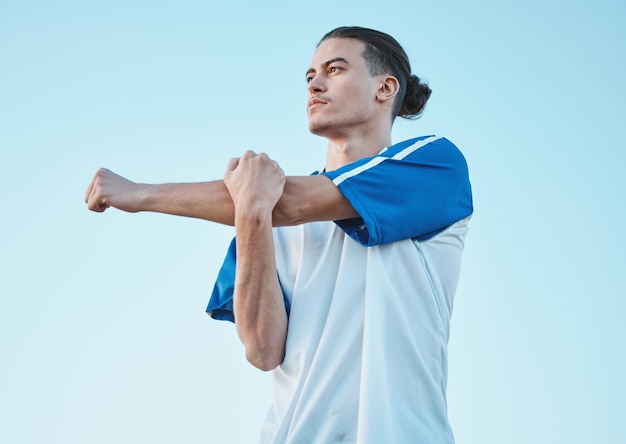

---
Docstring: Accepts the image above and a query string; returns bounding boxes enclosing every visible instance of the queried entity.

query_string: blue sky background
[1,1,625,442]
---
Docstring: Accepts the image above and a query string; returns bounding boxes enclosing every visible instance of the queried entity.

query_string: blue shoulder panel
[322,136,473,246]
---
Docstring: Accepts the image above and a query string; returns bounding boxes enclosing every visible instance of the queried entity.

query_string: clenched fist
[223,151,286,216]
[84,168,144,213]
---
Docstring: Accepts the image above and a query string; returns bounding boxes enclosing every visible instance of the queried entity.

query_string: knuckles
[226,151,285,189]
[237,151,282,172]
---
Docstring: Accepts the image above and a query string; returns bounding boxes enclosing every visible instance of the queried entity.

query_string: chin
[308,118,332,136]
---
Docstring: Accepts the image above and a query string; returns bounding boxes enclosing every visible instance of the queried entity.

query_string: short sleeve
[206,237,237,322]
[321,135,473,246]
[206,237,291,323]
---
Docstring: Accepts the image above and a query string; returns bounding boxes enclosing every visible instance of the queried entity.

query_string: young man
[85,26,473,443]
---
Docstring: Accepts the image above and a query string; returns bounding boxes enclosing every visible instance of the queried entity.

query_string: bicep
[273,175,359,226]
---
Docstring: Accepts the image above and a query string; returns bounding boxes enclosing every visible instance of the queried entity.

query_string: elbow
[234,296,288,371]
[237,324,286,371]
[272,185,312,226]
[245,342,285,371]
[272,200,303,227]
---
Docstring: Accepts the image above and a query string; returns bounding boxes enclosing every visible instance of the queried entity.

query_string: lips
[308,97,328,111]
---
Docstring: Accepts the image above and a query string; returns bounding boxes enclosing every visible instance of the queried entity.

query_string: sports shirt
[207,135,473,443]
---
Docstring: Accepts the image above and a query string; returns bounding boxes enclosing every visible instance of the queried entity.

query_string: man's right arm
[84,167,358,226]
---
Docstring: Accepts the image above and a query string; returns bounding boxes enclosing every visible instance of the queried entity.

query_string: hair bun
[399,75,432,119]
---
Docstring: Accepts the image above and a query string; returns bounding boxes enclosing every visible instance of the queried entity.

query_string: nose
[307,74,326,94]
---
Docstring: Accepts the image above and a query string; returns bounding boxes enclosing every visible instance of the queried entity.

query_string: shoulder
[385,135,465,160]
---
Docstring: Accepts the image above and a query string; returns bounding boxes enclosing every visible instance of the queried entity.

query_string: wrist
[235,207,273,228]
[134,183,156,212]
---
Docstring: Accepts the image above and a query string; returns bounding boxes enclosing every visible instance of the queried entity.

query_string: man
[85,26,473,443]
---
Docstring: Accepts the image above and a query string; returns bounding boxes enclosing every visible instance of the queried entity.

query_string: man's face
[306,38,380,137]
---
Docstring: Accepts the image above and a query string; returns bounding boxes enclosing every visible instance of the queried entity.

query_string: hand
[84,168,143,213]
[223,151,286,216]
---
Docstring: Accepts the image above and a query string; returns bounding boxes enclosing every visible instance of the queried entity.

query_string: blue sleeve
[321,135,473,246]
[205,237,291,323]
[205,238,237,322]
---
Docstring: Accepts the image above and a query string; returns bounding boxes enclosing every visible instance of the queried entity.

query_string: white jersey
[207,135,473,443]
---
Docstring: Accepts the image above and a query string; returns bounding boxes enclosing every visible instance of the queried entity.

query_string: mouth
[308,97,327,111]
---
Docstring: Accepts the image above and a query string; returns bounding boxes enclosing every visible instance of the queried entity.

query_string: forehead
[309,37,367,68]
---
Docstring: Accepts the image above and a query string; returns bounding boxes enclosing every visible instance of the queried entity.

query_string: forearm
[233,212,288,371]
[85,169,235,224]
[137,180,235,225]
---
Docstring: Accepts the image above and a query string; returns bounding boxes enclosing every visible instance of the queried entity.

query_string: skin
[84,37,401,371]
[307,38,400,170]
[223,152,288,370]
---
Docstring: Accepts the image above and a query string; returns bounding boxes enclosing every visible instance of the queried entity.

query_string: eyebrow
[306,57,351,76]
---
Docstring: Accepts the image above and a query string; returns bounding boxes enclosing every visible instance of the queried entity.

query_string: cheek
[336,83,372,113]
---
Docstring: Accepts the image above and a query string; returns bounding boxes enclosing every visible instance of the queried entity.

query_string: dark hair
[319,26,432,119]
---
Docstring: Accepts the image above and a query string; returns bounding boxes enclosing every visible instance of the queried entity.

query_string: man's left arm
[223,151,288,371]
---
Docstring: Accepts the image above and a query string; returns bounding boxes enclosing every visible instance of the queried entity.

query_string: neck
[324,128,393,171]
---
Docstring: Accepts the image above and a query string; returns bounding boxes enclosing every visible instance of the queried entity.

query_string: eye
[328,66,339,74]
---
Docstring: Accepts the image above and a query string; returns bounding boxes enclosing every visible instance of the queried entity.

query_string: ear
[376,76,400,104]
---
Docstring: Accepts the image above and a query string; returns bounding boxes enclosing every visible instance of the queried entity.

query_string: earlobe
[376,76,400,103]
